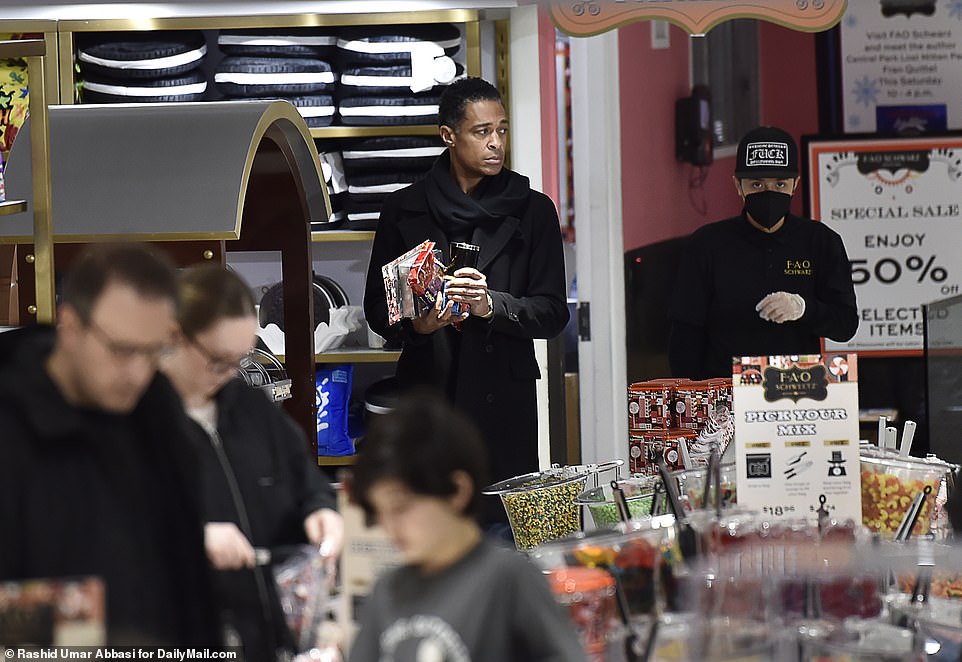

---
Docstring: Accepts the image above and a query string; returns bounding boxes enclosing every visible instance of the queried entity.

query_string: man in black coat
[363,77,570,527]
[0,243,220,647]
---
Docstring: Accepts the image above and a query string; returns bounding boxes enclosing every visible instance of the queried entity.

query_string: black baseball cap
[734,126,799,179]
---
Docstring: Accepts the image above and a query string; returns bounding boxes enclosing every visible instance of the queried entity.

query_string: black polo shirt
[669,213,858,379]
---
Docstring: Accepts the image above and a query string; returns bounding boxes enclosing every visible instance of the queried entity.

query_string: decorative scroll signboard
[549,0,849,37]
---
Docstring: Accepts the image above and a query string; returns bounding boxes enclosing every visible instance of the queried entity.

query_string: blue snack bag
[315,364,353,456]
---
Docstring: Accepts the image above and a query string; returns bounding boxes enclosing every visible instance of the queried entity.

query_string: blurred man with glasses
[0,242,220,647]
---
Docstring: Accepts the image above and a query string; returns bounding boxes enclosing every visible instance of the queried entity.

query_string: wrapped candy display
[626,377,735,476]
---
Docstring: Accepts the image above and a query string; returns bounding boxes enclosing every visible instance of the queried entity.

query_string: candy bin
[529,515,683,620]
[814,520,883,621]
[482,464,600,550]
[888,593,962,661]
[632,612,785,661]
[859,453,944,537]
[671,463,738,511]
[574,475,661,527]
[546,566,616,662]
[617,517,684,615]
[861,447,959,540]
[795,618,922,662]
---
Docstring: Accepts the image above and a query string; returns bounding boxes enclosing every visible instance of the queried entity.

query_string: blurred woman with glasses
[161,263,343,662]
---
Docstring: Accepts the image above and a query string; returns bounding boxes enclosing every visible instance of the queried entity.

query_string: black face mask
[743,190,792,229]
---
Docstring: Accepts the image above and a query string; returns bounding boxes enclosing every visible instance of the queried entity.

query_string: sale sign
[807,135,962,354]
[732,355,861,526]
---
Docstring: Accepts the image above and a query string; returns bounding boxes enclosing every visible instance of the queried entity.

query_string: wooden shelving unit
[310,125,440,139]
[0,37,54,324]
[1,6,485,467]
[0,200,28,216]
[311,230,375,243]
[276,348,400,364]
[319,455,355,467]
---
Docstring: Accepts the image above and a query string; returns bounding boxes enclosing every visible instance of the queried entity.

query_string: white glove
[756,291,805,323]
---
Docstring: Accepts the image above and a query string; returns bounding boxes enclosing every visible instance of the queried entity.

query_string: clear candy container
[482,465,593,550]
[671,462,738,511]
[859,453,944,537]
[574,475,660,527]
[546,566,616,662]
[529,515,683,618]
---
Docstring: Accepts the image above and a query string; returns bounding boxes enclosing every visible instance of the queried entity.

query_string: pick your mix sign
[732,355,861,526]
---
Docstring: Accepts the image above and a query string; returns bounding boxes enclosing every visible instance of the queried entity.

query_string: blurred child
[347,391,586,661]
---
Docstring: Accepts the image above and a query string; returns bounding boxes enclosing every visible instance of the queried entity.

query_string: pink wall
[539,7,561,209]
[618,21,820,251]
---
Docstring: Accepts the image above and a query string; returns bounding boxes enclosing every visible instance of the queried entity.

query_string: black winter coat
[188,378,336,660]
[0,326,220,647]
[363,173,570,493]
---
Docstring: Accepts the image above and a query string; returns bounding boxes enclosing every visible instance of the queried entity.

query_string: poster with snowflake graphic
[806,134,962,354]
[840,0,962,134]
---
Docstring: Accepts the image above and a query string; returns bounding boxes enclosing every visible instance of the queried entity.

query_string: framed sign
[732,354,861,526]
[840,1,962,134]
[805,133,962,355]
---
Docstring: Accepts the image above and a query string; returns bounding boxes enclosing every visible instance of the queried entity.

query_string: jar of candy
[574,475,660,527]
[546,566,616,661]
[859,453,944,537]
[482,465,593,550]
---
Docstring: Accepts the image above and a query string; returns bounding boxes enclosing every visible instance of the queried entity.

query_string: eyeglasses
[188,336,254,375]
[86,319,173,363]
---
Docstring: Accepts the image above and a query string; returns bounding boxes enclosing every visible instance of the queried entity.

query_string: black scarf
[424,150,530,242]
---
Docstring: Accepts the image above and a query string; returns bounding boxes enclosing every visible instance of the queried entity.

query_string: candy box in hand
[381,240,434,325]
[407,243,446,315]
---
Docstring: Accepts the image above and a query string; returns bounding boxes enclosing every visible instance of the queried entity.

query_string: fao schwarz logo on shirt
[745,141,789,168]
[784,259,813,277]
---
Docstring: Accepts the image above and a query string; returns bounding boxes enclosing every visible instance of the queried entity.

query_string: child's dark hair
[350,389,489,523]
[437,76,502,131]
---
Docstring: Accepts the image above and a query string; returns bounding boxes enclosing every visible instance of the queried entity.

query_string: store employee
[669,125,858,379]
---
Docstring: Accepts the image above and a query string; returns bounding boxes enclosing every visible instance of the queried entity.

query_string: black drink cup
[446,242,480,315]
[448,242,480,273]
